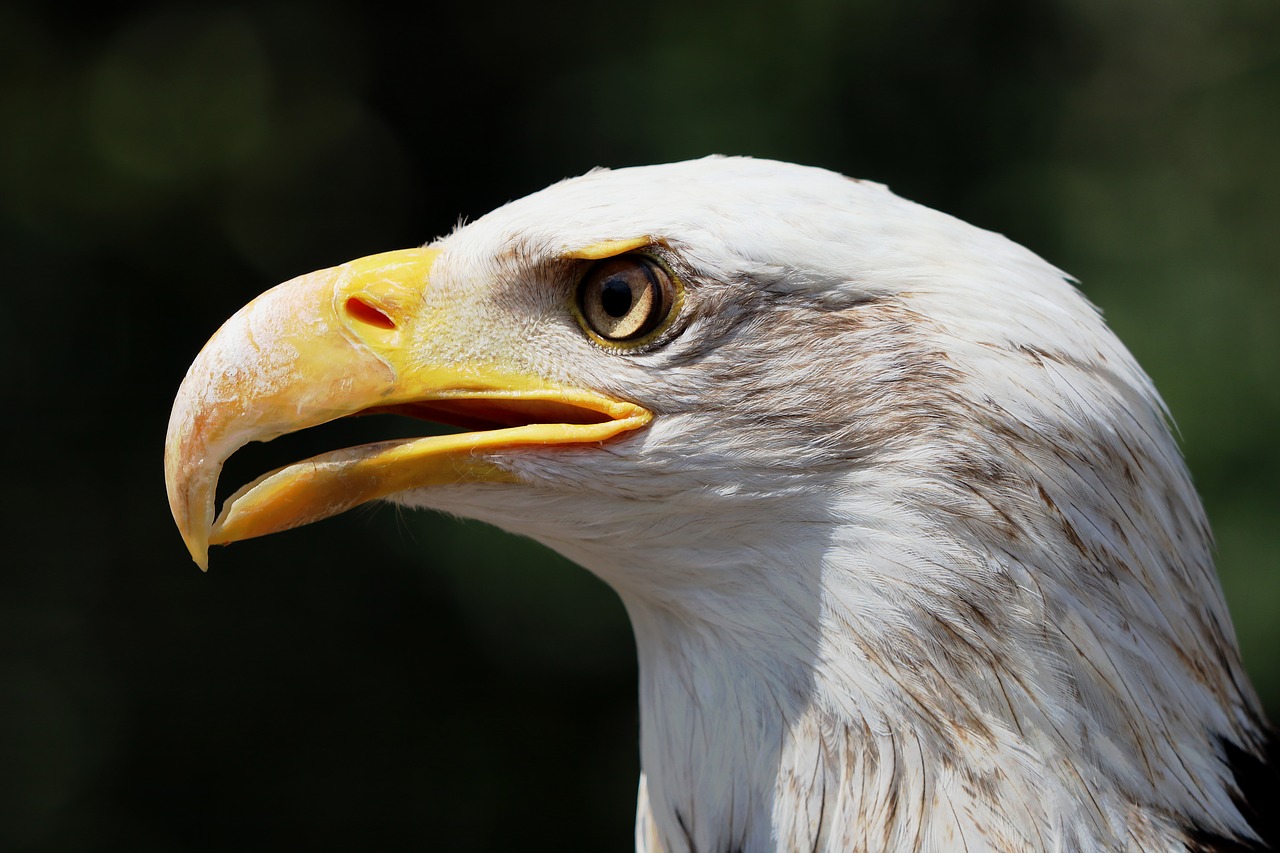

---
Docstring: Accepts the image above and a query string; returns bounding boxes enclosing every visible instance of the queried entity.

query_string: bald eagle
[166,157,1274,851]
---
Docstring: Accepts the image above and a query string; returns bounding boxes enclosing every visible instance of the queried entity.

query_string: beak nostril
[345,296,396,330]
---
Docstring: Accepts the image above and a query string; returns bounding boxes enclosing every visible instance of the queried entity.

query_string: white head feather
[389,157,1265,852]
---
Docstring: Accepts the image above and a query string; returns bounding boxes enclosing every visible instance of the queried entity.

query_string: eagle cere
[165,157,1272,852]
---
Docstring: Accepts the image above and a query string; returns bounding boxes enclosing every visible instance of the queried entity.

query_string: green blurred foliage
[1,0,1276,850]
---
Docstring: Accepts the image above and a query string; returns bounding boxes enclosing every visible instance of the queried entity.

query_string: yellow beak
[164,248,651,570]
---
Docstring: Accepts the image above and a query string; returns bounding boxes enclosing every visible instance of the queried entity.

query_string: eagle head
[165,157,1269,852]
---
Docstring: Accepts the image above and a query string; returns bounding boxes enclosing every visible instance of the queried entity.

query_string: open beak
[164,248,651,570]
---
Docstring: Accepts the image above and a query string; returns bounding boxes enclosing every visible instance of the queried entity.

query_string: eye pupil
[600,278,634,317]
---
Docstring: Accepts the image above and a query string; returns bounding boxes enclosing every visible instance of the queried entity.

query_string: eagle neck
[613,516,1258,853]
[624,595,820,853]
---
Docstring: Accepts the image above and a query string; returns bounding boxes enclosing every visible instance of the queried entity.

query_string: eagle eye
[576,254,676,343]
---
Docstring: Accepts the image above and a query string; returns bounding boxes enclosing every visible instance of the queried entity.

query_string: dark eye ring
[576,254,677,343]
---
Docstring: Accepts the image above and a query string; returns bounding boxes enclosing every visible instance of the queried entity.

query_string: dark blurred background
[1,1,1277,849]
